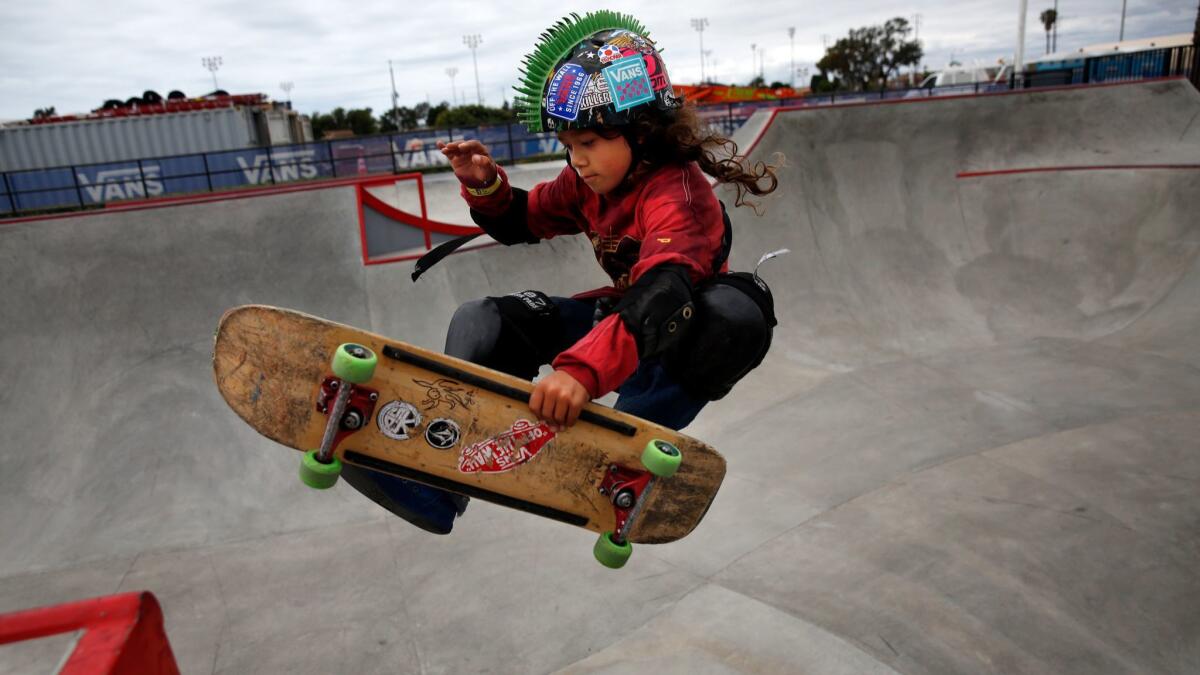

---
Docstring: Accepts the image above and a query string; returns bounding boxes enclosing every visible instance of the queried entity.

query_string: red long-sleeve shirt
[462,162,727,398]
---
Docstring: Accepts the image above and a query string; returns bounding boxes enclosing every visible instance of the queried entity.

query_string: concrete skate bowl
[0,78,1197,673]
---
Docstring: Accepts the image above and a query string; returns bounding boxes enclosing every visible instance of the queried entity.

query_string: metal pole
[464,34,483,105]
[388,60,400,131]
[692,18,709,83]
[1120,0,1128,41]
[1016,0,1029,87]
[1,172,13,215]
[788,27,796,88]
[137,159,148,199]
[1052,0,1059,52]
[506,122,515,166]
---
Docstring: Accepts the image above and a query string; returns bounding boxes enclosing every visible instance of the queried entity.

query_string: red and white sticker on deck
[457,419,556,474]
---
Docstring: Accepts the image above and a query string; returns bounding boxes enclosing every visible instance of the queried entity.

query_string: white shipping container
[0,107,260,173]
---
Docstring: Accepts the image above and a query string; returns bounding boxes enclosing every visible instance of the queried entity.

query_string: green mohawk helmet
[513,10,682,133]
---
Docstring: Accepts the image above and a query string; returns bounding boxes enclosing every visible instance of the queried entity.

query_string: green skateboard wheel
[300,450,342,489]
[593,532,633,569]
[331,343,377,384]
[640,439,682,478]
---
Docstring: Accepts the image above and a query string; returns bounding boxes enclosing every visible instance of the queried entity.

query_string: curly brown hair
[601,103,780,209]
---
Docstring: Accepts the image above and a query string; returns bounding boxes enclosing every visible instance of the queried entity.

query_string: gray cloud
[1,0,1194,121]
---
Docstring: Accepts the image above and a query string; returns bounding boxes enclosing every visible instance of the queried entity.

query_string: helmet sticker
[545,64,588,122]
[597,44,623,63]
[603,56,655,112]
[580,75,613,110]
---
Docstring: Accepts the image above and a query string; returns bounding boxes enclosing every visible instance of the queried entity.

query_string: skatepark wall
[2,79,1198,577]
[719,78,1200,370]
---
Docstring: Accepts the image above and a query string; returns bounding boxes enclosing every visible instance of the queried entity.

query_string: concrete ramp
[1,79,1198,674]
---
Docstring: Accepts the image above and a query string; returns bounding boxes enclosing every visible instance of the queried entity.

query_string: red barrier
[0,591,180,675]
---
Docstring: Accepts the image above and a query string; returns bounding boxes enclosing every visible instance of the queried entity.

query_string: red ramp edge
[0,591,180,675]
[354,174,494,266]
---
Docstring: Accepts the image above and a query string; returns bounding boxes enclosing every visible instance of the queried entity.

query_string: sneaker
[341,464,469,535]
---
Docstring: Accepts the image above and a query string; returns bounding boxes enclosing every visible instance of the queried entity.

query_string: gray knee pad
[444,298,503,363]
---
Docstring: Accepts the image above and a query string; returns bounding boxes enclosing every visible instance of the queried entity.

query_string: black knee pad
[486,290,560,379]
[614,264,696,359]
[663,273,777,400]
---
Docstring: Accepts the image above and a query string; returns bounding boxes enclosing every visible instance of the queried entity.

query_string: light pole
[691,18,709,83]
[279,81,293,107]
[705,50,714,83]
[1016,0,1029,87]
[446,67,460,106]
[388,60,401,130]
[1052,0,1059,52]
[788,27,795,88]
[758,47,765,81]
[463,34,483,105]
[202,56,222,91]
[750,43,756,83]
[912,13,923,84]
[1119,0,1128,41]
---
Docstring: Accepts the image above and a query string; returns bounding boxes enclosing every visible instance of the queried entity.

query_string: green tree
[379,102,439,132]
[309,107,378,138]
[816,17,923,91]
[345,108,378,136]
[425,102,450,128]
[1040,9,1058,55]
[32,107,57,119]
[433,103,516,127]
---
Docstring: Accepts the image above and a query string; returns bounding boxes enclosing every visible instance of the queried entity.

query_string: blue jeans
[344,294,707,533]
[551,298,708,430]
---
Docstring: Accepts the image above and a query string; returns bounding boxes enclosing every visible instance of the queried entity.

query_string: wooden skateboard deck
[212,305,725,545]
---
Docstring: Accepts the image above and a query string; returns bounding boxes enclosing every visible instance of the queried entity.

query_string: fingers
[438,140,491,158]
[529,372,589,432]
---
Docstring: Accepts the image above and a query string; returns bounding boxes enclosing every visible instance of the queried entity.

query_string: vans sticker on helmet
[604,56,654,112]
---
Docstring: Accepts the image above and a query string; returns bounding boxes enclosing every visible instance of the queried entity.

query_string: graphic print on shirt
[589,233,642,290]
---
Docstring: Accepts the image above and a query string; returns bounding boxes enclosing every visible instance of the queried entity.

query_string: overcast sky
[1,0,1194,121]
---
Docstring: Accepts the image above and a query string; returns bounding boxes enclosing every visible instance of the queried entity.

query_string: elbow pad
[469,188,539,245]
[613,264,696,359]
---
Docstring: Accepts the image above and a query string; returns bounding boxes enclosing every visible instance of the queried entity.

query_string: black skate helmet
[513,11,682,133]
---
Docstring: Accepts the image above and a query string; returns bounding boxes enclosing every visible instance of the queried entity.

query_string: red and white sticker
[458,419,555,474]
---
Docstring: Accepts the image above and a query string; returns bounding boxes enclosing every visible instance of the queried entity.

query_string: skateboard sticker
[413,378,476,412]
[458,419,555,474]
[377,401,421,441]
[425,418,461,450]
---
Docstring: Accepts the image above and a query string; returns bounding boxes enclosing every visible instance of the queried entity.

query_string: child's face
[558,129,632,195]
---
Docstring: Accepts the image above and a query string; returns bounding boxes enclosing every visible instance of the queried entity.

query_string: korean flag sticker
[545,63,588,122]
[602,55,654,112]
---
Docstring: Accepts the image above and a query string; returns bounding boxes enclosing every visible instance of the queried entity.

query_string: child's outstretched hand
[437,140,497,187]
[530,370,590,433]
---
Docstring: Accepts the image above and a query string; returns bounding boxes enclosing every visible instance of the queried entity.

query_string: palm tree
[1040,9,1058,55]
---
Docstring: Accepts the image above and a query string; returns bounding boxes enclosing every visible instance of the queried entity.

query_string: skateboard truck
[593,440,683,569]
[599,465,656,546]
[299,343,380,489]
[314,377,379,463]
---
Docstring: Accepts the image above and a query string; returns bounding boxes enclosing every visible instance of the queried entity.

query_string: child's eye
[581,140,594,147]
